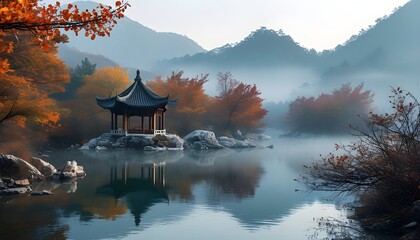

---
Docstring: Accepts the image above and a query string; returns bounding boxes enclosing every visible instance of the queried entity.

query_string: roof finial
[135,69,142,81]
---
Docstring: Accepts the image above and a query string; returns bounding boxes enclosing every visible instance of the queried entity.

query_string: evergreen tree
[53,58,97,100]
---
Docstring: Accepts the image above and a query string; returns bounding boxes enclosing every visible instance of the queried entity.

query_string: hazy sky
[50,0,410,51]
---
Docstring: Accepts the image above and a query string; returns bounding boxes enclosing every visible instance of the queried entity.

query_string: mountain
[58,45,157,80]
[155,0,420,102]
[321,0,420,80]
[58,44,118,69]
[158,27,318,71]
[160,0,420,74]
[60,1,205,69]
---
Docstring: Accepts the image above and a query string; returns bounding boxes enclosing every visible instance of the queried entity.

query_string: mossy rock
[152,134,168,142]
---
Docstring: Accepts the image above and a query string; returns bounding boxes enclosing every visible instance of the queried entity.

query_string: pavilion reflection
[97,162,169,226]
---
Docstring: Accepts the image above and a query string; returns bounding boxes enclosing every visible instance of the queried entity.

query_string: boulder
[183,130,223,149]
[0,155,44,180]
[59,160,86,179]
[79,145,90,150]
[144,146,165,151]
[217,136,235,148]
[85,136,100,149]
[231,140,256,148]
[127,136,153,148]
[30,157,57,177]
[166,135,184,149]
[217,136,256,148]
[112,137,128,148]
[14,179,30,186]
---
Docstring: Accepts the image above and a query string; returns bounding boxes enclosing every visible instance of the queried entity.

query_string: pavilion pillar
[148,116,152,131]
[123,112,128,131]
[111,112,114,130]
[153,112,157,130]
[162,112,165,130]
[115,114,118,130]
[141,116,144,132]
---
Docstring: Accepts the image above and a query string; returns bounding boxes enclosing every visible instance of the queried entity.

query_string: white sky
[48,0,410,51]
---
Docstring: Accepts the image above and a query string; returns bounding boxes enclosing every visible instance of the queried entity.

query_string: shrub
[286,83,373,134]
[301,87,420,215]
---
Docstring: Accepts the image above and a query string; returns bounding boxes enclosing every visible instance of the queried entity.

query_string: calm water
[0,136,356,240]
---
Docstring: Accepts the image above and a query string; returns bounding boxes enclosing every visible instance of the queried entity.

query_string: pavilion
[96,70,176,135]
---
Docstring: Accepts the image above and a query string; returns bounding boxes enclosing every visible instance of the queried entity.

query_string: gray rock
[127,136,153,148]
[60,160,86,179]
[218,136,256,148]
[14,179,30,186]
[232,140,256,148]
[144,146,165,151]
[30,157,57,177]
[0,187,31,196]
[403,222,417,228]
[184,130,223,149]
[112,137,128,148]
[86,137,100,148]
[192,141,208,149]
[83,133,184,150]
[166,135,184,148]
[79,145,90,150]
[0,155,44,180]
[31,190,52,196]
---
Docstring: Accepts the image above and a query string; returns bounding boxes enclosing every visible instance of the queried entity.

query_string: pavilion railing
[111,129,126,135]
[154,129,166,135]
[111,129,167,136]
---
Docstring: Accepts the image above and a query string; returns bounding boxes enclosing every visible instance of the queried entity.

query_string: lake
[0,135,361,240]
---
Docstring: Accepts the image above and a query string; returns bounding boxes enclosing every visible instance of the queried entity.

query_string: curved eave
[96,96,117,109]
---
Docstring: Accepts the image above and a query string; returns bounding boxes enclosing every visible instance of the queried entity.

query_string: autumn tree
[286,83,373,134]
[147,71,210,136]
[53,57,97,100]
[300,88,420,236]
[209,72,267,136]
[50,66,131,145]
[0,0,128,124]
[0,32,69,157]
[0,0,129,73]
[0,32,69,127]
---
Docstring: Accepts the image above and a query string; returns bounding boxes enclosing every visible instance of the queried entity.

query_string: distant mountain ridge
[159,0,419,75]
[159,27,318,70]
[58,0,420,103]
[60,1,205,69]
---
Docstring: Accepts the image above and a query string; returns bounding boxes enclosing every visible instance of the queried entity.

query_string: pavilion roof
[96,70,176,112]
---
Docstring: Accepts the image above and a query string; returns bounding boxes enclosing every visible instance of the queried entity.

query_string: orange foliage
[0,32,69,127]
[286,83,373,134]
[147,71,210,135]
[51,66,131,144]
[209,73,267,135]
[0,0,129,73]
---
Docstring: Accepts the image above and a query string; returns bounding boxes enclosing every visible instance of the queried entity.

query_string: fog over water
[0,133,359,239]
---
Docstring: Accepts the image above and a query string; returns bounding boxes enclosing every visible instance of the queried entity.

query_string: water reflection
[98,162,169,226]
[0,137,355,239]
